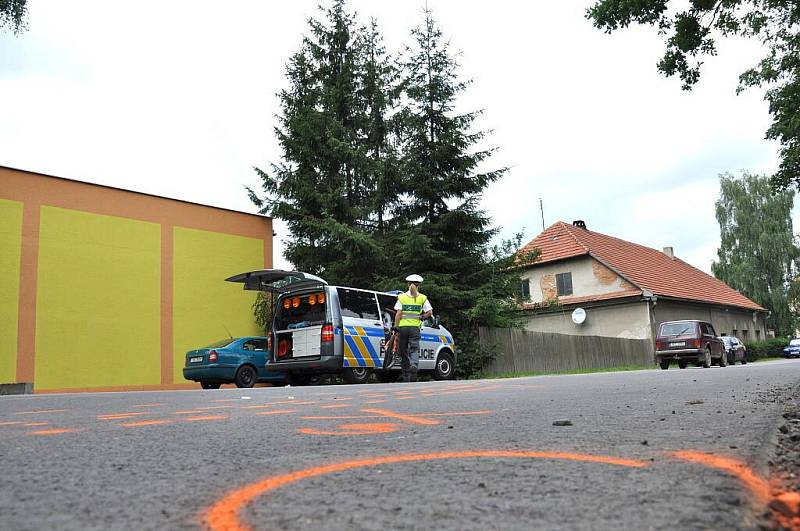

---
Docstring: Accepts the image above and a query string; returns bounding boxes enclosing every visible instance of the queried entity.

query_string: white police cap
[405,274,424,283]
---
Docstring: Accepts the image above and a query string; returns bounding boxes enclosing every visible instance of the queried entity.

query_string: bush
[744,337,790,361]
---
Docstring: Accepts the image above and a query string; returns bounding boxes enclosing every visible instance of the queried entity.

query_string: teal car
[183,337,286,389]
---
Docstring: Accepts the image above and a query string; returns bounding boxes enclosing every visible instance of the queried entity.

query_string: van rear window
[659,323,696,336]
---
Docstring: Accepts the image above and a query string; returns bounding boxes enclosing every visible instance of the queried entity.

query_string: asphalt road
[2,360,799,531]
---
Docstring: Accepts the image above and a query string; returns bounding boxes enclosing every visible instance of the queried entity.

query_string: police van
[226,269,456,385]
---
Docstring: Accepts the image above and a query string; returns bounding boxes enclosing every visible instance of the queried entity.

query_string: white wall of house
[523,301,653,340]
[520,256,636,303]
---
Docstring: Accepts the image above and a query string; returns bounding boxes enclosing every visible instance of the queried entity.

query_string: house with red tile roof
[517,221,769,343]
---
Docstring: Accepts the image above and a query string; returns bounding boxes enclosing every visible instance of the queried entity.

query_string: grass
[490,365,655,379]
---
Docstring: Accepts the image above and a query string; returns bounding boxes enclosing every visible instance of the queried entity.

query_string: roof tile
[519,221,765,312]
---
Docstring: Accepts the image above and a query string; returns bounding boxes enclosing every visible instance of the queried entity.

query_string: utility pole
[539,197,545,231]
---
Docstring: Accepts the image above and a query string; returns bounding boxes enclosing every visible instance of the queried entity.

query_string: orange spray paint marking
[241,400,315,409]
[22,422,49,427]
[320,404,350,409]
[26,428,82,436]
[255,409,298,416]
[132,403,164,408]
[671,451,771,504]
[201,450,647,531]
[172,410,206,415]
[0,421,25,426]
[97,412,148,420]
[15,409,66,416]
[361,408,439,426]
[298,423,400,436]
[300,415,381,420]
[119,419,173,428]
[363,400,386,405]
[182,415,229,422]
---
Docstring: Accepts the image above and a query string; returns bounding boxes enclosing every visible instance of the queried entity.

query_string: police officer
[393,274,433,382]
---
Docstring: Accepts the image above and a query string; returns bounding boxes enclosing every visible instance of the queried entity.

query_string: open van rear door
[225,269,327,293]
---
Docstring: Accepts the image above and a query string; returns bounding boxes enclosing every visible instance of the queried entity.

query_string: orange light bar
[292,297,301,308]
[283,299,291,309]
[318,293,326,304]
[308,294,317,305]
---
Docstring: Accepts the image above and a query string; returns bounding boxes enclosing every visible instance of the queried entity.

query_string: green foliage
[711,172,799,336]
[0,0,27,34]
[249,1,517,378]
[586,1,800,189]
[744,336,789,361]
[252,292,276,335]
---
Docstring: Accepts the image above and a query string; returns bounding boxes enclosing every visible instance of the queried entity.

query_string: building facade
[1,166,272,392]
[519,221,768,344]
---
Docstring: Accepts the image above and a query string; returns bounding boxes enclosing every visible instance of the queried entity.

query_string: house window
[556,272,573,296]
[520,279,530,299]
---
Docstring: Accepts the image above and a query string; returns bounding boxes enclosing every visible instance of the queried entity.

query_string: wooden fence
[477,327,654,375]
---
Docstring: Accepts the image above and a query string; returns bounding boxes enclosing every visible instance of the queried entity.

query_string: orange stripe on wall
[161,223,173,385]
[16,200,40,383]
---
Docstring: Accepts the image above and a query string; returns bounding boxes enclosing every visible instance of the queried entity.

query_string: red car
[655,320,726,369]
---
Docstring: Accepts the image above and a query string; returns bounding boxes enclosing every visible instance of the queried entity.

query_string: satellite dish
[571,308,586,325]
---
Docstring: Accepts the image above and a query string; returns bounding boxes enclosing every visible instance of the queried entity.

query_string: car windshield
[205,338,237,348]
[660,322,695,336]
[790,339,800,346]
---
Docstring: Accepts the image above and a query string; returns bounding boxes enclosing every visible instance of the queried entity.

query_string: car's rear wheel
[342,367,371,384]
[234,365,257,388]
[678,360,688,369]
[200,381,221,389]
[659,360,670,370]
[701,348,712,368]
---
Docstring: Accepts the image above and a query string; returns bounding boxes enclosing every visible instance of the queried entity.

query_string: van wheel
[678,361,688,369]
[286,373,313,386]
[701,349,711,368]
[201,381,221,389]
[433,351,456,380]
[234,365,257,388]
[376,371,401,383]
[342,367,371,384]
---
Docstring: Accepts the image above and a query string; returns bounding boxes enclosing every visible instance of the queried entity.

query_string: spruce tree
[250,1,385,286]
[393,7,508,376]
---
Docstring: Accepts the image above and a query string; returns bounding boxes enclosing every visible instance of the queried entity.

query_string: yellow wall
[0,199,23,384]
[35,207,161,390]
[172,227,263,382]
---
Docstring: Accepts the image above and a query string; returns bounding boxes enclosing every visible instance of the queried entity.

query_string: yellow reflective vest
[397,292,428,327]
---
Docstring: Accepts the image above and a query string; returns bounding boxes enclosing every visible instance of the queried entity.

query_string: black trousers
[397,326,420,380]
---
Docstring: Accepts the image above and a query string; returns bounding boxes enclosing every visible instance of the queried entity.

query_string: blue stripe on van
[360,335,382,365]
[344,335,367,366]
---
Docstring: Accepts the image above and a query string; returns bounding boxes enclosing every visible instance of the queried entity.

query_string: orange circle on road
[201,450,647,531]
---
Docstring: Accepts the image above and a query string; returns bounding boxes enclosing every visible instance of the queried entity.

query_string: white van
[226,269,457,385]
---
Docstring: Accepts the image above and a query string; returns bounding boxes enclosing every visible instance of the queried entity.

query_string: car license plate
[669,342,685,347]
[190,356,203,363]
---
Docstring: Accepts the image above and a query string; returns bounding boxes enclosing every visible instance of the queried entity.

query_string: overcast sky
[0,1,787,273]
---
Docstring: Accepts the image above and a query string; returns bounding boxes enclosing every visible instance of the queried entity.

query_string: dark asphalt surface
[2,359,799,530]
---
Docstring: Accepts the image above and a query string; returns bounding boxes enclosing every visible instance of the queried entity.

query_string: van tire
[286,373,313,386]
[433,351,455,380]
[342,367,370,384]
[234,365,257,388]
[659,360,669,370]
[376,371,401,383]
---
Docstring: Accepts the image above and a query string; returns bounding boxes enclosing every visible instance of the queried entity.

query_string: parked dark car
[654,320,726,370]
[183,337,285,389]
[784,339,800,359]
[721,336,747,365]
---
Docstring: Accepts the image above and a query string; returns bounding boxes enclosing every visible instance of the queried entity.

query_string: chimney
[663,246,674,259]
[572,220,586,229]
